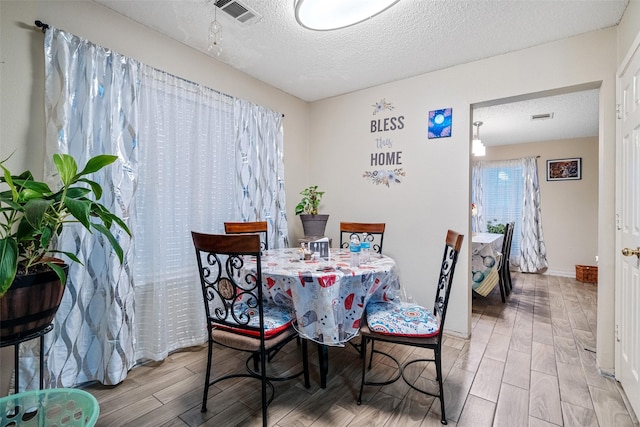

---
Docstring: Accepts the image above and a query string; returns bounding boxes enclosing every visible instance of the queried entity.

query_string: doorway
[469,85,604,371]
[471,85,600,279]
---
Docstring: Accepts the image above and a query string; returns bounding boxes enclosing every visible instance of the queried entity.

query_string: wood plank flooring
[83,273,639,426]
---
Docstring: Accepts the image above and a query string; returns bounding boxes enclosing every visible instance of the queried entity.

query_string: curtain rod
[473,155,540,163]
[35,20,49,33]
[32,19,286,118]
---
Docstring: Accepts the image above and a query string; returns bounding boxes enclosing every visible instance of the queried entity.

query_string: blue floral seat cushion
[215,302,294,338]
[366,301,440,337]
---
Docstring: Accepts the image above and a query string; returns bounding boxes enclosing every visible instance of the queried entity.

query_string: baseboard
[509,268,575,278]
[443,329,470,340]
[542,269,575,278]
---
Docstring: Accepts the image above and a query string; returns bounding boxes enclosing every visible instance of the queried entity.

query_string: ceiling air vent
[214,0,261,25]
[531,113,554,120]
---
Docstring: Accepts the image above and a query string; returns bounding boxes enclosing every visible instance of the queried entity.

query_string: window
[473,160,523,263]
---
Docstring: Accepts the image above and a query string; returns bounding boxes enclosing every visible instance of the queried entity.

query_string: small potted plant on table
[295,185,328,238]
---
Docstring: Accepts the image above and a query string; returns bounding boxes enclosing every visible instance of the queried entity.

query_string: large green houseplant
[295,185,329,237]
[0,153,131,340]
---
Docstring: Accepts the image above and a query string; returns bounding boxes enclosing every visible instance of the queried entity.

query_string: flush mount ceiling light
[472,121,486,157]
[294,0,400,31]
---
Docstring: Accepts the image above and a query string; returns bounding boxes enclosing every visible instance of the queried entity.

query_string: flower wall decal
[363,168,406,187]
[372,98,394,115]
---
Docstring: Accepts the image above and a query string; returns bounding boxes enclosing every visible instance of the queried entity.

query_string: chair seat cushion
[366,301,440,337]
[214,302,294,339]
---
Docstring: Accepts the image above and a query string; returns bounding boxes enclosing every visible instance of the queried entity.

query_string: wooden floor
[84,273,639,426]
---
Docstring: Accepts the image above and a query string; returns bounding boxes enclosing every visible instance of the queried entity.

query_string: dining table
[240,247,400,387]
[471,232,504,297]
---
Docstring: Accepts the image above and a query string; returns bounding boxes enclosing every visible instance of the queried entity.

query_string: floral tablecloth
[242,248,400,346]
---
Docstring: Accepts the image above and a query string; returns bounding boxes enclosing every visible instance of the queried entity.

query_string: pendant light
[472,121,486,157]
[208,3,222,56]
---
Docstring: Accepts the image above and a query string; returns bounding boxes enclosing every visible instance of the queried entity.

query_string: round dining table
[241,248,400,347]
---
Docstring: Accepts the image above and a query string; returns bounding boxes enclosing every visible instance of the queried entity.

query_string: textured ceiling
[473,88,601,146]
[94,0,627,144]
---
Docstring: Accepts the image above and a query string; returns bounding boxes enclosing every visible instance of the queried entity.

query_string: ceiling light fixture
[472,121,486,157]
[208,2,223,56]
[294,0,400,31]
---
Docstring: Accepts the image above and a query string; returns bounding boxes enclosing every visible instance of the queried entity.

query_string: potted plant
[295,185,329,237]
[486,219,506,234]
[0,153,131,342]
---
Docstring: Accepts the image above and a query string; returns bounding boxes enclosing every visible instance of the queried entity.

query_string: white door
[616,39,640,418]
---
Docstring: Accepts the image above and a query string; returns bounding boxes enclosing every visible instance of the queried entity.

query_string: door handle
[621,247,640,258]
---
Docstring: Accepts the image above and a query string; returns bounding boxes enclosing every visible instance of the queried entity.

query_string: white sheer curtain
[472,157,548,273]
[133,66,236,361]
[34,27,288,387]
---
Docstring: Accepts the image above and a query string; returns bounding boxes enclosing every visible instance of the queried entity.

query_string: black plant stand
[0,324,53,393]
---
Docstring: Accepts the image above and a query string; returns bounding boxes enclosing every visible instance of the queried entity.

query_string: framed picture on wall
[428,108,452,139]
[546,157,582,181]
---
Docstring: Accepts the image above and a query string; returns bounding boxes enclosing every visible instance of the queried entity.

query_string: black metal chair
[191,232,309,427]
[224,221,269,252]
[495,222,513,302]
[498,222,515,298]
[339,222,386,254]
[337,222,387,361]
[357,229,464,425]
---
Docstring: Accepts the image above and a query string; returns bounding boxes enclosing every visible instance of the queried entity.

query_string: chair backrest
[433,230,464,334]
[498,222,513,268]
[191,232,265,336]
[339,222,386,254]
[502,221,515,267]
[224,221,268,251]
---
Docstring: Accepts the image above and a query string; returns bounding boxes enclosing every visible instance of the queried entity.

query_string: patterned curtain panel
[234,99,289,248]
[471,163,485,232]
[519,157,548,273]
[35,27,138,388]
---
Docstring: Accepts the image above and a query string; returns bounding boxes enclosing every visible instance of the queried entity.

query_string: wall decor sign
[364,98,406,187]
[428,108,452,139]
[547,157,582,181]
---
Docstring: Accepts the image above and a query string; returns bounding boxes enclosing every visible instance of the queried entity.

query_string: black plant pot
[0,264,68,343]
[300,214,329,238]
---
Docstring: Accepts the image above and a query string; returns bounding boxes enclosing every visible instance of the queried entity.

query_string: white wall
[484,137,599,277]
[307,29,618,371]
[618,0,640,62]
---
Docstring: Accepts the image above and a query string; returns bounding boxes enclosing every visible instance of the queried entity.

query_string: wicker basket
[576,265,598,284]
